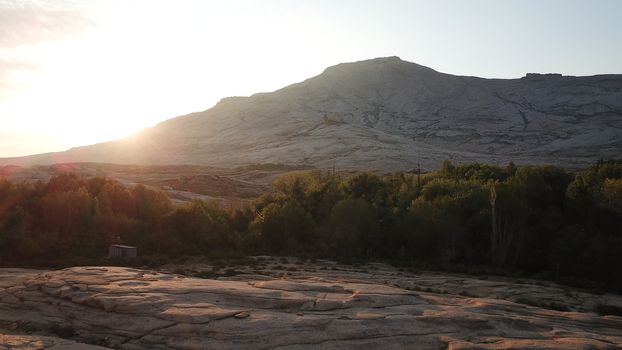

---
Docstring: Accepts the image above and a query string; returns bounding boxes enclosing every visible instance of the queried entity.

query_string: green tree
[341,172,387,207]
[329,198,379,258]
[250,201,315,254]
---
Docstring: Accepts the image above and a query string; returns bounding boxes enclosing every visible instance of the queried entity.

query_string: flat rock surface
[1,264,621,349]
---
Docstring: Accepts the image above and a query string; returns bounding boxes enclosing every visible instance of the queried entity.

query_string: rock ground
[1,261,621,349]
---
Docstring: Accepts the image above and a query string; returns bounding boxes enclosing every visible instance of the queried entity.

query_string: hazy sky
[1,0,621,157]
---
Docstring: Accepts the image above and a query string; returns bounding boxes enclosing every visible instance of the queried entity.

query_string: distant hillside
[0,163,281,203]
[2,57,621,170]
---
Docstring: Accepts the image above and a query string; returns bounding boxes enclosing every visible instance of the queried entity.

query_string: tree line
[0,160,620,291]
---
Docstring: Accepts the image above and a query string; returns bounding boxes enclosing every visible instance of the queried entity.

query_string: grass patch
[49,324,76,338]
[515,298,570,312]
[594,304,622,316]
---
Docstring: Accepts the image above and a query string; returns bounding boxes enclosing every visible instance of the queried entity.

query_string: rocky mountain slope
[2,57,621,171]
[1,263,621,349]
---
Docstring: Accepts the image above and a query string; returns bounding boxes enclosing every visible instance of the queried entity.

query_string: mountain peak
[320,56,436,78]
[1,57,620,170]
[369,56,403,62]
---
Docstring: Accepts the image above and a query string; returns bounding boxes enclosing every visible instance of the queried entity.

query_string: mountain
[2,57,621,171]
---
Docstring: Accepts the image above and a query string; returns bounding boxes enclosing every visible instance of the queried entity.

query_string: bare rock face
[1,57,620,171]
[1,265,621,349]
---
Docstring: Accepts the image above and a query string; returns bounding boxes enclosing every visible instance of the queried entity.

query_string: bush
[594,304,622,316]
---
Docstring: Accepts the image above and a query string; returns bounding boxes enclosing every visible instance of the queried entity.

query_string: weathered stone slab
[0,265,620,349]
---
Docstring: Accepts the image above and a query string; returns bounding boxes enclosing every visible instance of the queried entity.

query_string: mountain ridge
[2,57,621,171]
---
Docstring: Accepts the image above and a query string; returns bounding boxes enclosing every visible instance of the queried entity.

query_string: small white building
[108,245,137,259]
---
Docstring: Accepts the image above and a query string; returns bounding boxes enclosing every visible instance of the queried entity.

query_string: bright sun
[0,1,332,156]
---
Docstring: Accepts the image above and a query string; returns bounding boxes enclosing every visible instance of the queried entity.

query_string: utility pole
[417,149,421,188]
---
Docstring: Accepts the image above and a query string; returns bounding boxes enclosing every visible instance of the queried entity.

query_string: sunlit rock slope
[2,57,621,170]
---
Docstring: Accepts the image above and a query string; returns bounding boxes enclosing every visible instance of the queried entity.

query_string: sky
[1,0,621,157]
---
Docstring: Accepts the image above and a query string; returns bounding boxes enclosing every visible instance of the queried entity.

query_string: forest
[0,160,621,292]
